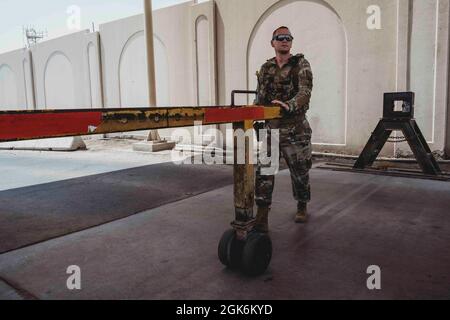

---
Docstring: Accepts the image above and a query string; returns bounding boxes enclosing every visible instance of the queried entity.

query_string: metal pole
[143,0,161,141]
[143,0,157,107]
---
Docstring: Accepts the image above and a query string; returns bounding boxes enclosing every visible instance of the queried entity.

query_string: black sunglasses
[272,34,294,42]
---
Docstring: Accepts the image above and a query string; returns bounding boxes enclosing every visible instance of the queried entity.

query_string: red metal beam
[0,111,102,141]
[0,106,281,142]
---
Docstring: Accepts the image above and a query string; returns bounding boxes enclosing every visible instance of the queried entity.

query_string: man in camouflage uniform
[254,26,313,233]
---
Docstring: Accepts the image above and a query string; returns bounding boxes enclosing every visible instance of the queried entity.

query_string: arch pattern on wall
[0,64,19,109]
[195,15,212,106]
[246,0,348,145]
[118,31,170,107]
[43,51,75,109]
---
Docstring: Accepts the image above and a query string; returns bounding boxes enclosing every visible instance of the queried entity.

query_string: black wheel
[218,229,244,269]
[241,231,272,276]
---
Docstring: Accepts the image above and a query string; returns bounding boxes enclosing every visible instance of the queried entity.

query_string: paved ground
[0,163,233,253]
[0,138,191,191]
[1,146,449,299]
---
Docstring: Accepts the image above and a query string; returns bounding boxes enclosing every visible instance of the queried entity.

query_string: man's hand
[272,100,289,111]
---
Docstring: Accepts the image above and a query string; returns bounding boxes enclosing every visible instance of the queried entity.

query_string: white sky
[0,0,192,54]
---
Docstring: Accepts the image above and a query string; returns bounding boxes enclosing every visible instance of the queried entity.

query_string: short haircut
[272,26,290,37]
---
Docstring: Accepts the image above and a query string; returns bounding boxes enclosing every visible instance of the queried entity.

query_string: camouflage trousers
[255,117,312,208]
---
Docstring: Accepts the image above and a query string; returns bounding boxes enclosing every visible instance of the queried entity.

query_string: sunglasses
[272,34,294,42]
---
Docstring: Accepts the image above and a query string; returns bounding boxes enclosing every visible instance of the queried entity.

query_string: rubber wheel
[218,229,244,269]
[241,232,272,276]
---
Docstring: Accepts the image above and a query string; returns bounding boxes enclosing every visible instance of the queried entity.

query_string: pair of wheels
[218,229,272,276]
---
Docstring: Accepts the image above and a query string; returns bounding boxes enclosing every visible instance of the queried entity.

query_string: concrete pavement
[1,168,449,300]
[0,138,192,191]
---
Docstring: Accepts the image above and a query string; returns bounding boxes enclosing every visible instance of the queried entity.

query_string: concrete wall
[98,1,217,142]
[0,31,102,111]
[247,0,347,146]
[99,1,209,108]
[30,30,102,109]
[216,0,400,155]
[0,0,449,157]
[398,0,449,157]
[0,48,32,110]
[214,0,450,156]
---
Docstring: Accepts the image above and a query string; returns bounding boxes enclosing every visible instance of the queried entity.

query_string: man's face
[271,28,293,55]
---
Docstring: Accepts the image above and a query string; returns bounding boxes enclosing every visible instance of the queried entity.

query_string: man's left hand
[272,100,289,111]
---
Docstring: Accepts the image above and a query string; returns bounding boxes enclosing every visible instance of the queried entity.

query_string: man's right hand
[271,100,290,111]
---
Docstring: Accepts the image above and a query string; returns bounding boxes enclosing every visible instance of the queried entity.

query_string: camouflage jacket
[255,53,313,116]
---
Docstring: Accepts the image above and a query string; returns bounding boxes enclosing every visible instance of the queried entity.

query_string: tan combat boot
[254,206,270,233]
[295,202,308,223]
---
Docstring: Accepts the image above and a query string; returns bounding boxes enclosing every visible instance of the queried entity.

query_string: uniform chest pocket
[274,80,293,93]
[276,77,292,86]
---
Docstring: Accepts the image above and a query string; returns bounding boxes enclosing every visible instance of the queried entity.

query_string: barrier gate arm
[0,103,281,276]
[0,106,281,142]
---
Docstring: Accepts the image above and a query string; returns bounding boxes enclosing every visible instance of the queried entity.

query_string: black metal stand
[354,92,441,176]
